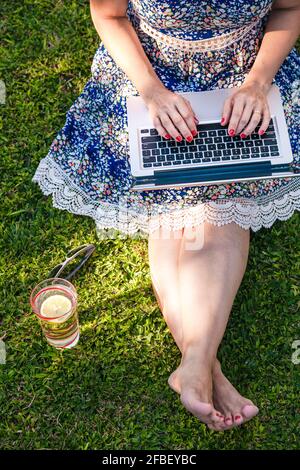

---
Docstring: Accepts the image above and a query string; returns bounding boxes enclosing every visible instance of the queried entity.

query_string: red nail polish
[186,135,193,142]
[164,134,171,139]
[259,130,265,135]
[229,129,235,136]
[221,117,225,124]
[176,135,182,142]
[240,133,247,138]
[235,415,241,420]
[191,129,197,137]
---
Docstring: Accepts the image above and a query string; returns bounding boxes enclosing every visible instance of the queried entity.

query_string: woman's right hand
[141,83,198,143]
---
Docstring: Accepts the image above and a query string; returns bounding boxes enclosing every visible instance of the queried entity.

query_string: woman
[32,0,300,431]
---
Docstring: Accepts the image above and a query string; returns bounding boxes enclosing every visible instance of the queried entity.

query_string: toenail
[225,417,231,422]
[235,415,242,420]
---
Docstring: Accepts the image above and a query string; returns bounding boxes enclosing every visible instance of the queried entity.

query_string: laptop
[126,85,298,191]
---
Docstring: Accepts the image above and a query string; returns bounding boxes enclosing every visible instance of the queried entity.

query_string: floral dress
[32,0,300,237]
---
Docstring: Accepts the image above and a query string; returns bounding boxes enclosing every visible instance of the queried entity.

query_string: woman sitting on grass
[32,0,300,431]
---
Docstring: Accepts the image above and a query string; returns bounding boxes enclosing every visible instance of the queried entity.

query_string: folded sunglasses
[47,244,96,280]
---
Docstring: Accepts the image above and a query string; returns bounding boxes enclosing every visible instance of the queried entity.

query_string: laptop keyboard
[140,118,279,168]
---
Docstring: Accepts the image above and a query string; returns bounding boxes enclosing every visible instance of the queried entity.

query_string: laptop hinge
[271,163,293,171]
[151,161,273,185]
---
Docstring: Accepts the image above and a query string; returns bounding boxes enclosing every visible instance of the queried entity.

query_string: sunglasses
[47,244,96,280]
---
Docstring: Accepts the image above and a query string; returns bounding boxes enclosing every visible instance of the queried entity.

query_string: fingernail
[228,129,235,136]
[191,129,197,137]
[258,130,265,135]
[176,135,182,142]
[194,116,199,122]
[186,135,193,142]
[164,134,171,139]
[221,117,225,125]
[240,133,247,138]
[235,415,241,421]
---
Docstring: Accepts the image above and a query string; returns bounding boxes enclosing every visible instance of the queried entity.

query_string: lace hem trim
[131,2,272,52]
[32,156,300,237]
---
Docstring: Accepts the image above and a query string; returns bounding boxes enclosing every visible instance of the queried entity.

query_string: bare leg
[148,226,224,428]
[148,222,258,430]
[148,227,184,351]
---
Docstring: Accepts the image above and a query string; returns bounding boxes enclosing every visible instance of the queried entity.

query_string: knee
[162,297,181,320]
[209,236,249,263]
[182,223,249,256]
[216,226,250,257]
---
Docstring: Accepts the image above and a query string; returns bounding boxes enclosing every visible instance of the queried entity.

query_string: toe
[181,391,226,428]
[242,404,259,420]
[233,414,243,426]
[223,414,234,429]
[211,410,227,429]
[208,416,226,432]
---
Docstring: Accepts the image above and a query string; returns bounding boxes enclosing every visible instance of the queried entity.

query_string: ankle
[212,359,223,377]
[181,343,216,369]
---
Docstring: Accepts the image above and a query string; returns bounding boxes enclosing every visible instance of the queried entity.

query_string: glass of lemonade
[30,278,79,349]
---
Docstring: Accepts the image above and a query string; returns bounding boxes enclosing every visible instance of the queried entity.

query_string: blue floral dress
[32,0,300,236]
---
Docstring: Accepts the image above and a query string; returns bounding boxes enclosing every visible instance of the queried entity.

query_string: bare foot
[212,360,259,430]
[168,348,226,431]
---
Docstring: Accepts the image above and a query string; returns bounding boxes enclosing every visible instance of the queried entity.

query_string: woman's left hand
[220,81,272,137]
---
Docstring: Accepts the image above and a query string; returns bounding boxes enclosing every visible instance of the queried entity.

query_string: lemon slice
[40,294,72,318]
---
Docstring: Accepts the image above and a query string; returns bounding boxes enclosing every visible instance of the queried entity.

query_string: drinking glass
[30,278,79,349]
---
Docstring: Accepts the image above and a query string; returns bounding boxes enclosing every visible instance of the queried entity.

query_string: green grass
[0,0,300,450]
